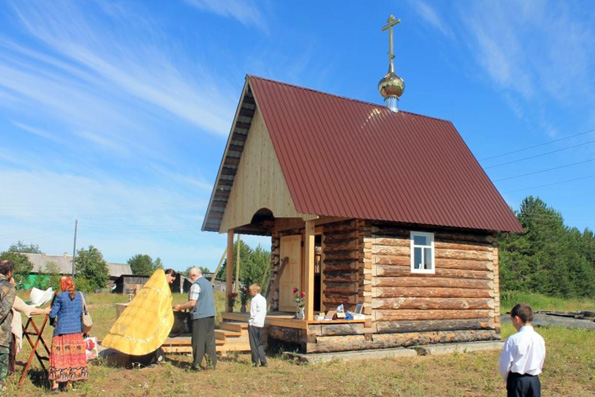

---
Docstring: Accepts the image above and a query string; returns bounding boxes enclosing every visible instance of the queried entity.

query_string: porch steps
[216,320,250,353]
[161,337,225,354]
[218,315,251,354]
[162,319,251,356]
[221,321,247,333]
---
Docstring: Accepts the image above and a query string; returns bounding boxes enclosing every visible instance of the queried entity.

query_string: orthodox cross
[381,15,401,73]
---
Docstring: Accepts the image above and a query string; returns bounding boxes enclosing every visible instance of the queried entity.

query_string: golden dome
[378,72,405,99]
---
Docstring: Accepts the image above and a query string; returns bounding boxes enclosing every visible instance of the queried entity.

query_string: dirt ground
[501,313,595,329]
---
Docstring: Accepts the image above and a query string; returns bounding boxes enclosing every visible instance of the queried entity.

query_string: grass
[7,291,595,396]
[500,290,595,313]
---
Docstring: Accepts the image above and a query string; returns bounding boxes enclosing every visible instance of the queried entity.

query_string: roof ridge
[246,74,452,124]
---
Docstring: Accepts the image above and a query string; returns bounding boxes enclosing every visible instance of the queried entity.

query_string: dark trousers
[8,335,15,374]
[507,372,541,397]
[248,326,267,366]
[191,316,217,369]
[0,346,9,384]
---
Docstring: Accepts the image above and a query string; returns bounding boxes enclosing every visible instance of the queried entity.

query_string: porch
[222,311,371,353]
[222,311,367,330]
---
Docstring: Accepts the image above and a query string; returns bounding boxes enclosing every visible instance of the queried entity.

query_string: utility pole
[71,219,78,277]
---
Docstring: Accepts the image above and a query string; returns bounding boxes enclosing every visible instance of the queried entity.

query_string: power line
[480,127,595,161]
[503,174,595,193]
[484,139,595,169]
[493,158,595,182]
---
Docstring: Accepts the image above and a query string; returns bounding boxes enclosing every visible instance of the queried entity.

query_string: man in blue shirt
[174,267,216,370]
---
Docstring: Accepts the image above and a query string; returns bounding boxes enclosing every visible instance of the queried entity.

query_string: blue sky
[1,1,594,271]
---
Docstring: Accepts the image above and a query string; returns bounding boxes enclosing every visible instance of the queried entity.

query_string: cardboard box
[333,312,346,320]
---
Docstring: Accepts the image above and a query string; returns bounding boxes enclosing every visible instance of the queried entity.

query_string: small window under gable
[410,231,435,274]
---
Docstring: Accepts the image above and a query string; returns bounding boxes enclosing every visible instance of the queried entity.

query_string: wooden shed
[202,75,523,353]
[112,275,150,294]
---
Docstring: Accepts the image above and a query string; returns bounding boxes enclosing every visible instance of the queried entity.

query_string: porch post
[235,234,241,293]
[304,219,315,321]
[227,229,234,307]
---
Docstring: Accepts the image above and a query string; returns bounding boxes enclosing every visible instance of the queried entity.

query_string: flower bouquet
[240,287,249,312]
[227,292,238,312]
[292,287,305,319]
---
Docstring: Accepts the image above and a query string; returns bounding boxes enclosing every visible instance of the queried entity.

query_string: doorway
[278,235,302,312]
[314,234,323,313]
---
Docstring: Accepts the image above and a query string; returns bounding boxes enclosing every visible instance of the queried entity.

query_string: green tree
[217,239,252,281]
[0,251,34,285]
[0,241,42,286]
[199,266,210,274]
[183,266,211,277]
[128,254,164,275]
[153,257,164,271]
[75,245,109,292]
[31,261,62,291]
[217,240,270,294]
[241,244,270,293]
[9,241,42,254]
[499,196,595,299]
[129,254,154,275]
[46,261,62,292]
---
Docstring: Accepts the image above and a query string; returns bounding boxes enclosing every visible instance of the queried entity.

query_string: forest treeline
[499,196,595,298]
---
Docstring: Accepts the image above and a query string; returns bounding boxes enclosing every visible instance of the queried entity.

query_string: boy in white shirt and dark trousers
[248,283,267,367]
[499,303,546,397]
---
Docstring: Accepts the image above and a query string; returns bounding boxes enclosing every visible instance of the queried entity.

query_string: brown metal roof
[245,75,523,233]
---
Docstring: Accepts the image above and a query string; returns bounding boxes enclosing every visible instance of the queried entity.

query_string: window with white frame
[410,231,435,273]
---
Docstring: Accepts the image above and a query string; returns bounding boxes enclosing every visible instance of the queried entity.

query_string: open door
[279,235,302,312]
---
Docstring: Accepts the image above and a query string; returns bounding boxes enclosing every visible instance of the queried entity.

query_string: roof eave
[202,77,256,233]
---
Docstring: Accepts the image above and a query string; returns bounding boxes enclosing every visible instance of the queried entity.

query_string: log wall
[321,220,361,311]
[265,220,502,353]
[266,231,281,311]
[306,329,498,353]
[370,223,500,335]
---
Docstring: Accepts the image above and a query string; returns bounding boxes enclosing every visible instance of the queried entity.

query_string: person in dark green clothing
[0,260,16,392]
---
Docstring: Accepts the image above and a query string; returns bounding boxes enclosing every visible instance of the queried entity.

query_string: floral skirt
[48,333,88,382]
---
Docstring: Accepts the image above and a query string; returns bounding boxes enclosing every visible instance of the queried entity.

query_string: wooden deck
[222,311,366,330]
[162,320,250,355]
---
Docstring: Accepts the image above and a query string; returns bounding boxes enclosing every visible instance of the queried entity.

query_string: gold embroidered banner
[102,269,174,355]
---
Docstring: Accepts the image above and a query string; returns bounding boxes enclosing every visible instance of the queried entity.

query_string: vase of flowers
[227,292,238,312]
[240,287,249,313]
[292,287,305,319]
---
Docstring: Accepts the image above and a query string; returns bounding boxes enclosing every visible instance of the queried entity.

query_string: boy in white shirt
[248,283,267,367]
[499,303,546,397]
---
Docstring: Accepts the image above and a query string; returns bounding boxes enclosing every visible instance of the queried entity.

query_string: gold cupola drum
[378,15,405,112]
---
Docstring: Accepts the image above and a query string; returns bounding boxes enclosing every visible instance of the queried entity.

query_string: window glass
[424,247,432,269]
[413,235,427,245]
[414,247,422,269]
[410,231,435,274]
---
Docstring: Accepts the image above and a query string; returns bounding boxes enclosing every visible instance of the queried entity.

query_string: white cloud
[412,2,452,37]
[460,4,534,100]
[183,0,268,31]
[5,0,235,138]
[0,167,211,267]
[11,121,64,144]
[453,1,595,137]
